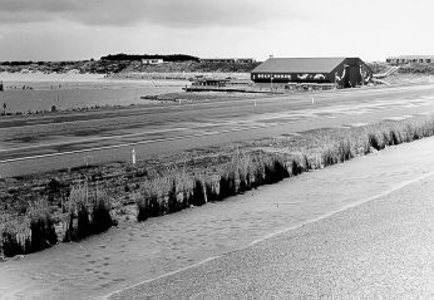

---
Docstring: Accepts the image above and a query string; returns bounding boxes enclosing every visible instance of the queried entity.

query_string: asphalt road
[2,84,434,177]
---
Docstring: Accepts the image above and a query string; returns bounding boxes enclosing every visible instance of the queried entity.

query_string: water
[0,78,188,113]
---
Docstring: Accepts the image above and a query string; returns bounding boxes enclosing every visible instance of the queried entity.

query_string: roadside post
[312,97,315,105]
[132,148,136,165]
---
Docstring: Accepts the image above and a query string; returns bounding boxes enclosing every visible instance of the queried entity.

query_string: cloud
[0,0,294,27]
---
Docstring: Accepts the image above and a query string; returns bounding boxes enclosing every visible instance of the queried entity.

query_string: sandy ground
[2,134,434,299]
[0,71,105,82]
[115,160,434,300]
[386,73,434,85]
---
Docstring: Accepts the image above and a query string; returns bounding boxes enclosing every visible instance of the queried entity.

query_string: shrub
[76,203,91,241]
[137,179,165,222]
[137,199,149,222]
[25,198,58,253]
[205,181,219,202]
[263,159,289,184]
[336,140,352,162]
[2,230,27,257]
[219,171,237,199]
[191,179,206,206]
[64,184,115,241]
[167,179,182,214]
[291,159,304,176]
[29,214,57,252]
[368,133,384,150]
[91,196,113,235]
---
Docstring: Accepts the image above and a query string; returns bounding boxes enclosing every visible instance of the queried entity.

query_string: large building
[386,55,434,64]
[251,57,373,88]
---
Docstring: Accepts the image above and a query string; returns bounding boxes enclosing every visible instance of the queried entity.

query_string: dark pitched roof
[252,57,346,73]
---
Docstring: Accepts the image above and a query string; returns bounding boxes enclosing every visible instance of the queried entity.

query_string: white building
[142,58,164,65]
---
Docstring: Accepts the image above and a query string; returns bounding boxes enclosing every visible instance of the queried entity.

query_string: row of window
[254,74,292,79]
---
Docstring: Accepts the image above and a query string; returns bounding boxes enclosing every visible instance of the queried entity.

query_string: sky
[0,0,433,62]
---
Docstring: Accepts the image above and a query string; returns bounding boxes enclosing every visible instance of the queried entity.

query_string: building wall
[331,58,372,88]
[250,72,333,83]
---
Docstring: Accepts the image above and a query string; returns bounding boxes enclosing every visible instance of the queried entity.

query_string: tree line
[100,53,200,62]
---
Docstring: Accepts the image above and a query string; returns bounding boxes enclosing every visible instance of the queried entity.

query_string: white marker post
[311,97,315,105]
[132,148,136,165]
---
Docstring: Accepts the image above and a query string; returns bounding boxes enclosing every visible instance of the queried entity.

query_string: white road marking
[384,115,413,121]
[0,127,190,153]
[0,124,296,164]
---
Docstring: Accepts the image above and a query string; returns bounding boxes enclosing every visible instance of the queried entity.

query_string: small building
[386,55,434,64]
[251,57,373,88]
[142,58,164,65]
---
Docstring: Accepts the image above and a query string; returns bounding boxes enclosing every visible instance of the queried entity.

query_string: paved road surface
[2,84,434,177]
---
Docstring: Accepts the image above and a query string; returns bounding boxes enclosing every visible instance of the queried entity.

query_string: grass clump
[137,178,169,222]
[64,184,115,242]
[1,198,57,257]
[1,222,29,257]
[28,199,57,253]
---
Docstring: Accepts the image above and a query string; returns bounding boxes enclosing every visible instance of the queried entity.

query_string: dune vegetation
[1,115,434,258]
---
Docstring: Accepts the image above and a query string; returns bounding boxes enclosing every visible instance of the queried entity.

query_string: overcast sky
[0,0,433,62]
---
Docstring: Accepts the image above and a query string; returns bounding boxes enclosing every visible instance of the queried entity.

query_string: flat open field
[2,83,434,177]
[2,130,434,300]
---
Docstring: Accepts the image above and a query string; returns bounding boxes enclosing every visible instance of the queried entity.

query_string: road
[2,84,434,177]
